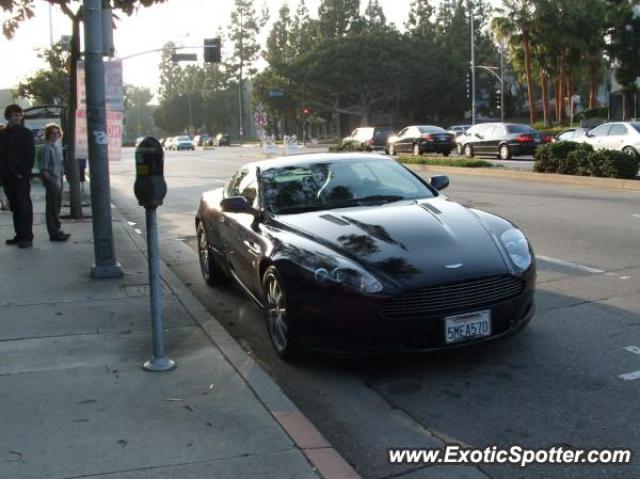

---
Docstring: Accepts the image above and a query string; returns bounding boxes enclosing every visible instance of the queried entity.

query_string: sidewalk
[0,181,357,479]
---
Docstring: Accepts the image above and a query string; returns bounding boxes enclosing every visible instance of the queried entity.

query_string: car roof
[243,153,396,171]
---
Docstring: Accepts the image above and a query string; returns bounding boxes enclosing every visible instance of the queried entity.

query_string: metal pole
[83,0,123,279]
[500,42,505,123]
[142,207,175,372]
[238,9,244,145]
[469,0,476,125]
[187,93,193,134]
[48,4,54,47]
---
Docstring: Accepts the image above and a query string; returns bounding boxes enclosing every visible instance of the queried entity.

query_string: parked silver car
[583,122,640,158]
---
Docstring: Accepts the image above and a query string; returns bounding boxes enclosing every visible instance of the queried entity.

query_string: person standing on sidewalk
[40,124,70,242]
[0,104,34,248]
[0,124,10,211]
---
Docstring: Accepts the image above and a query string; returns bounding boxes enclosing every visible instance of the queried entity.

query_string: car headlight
[500,229,532,272]
[301,255,383,294]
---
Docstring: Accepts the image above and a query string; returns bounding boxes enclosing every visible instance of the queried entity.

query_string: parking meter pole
[83,0,123,279]
[142,206,175,372]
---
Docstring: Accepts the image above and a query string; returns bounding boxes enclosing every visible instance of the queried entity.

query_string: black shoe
[50,233,70,242]
[6,237,20,245]
[18,240,33,249]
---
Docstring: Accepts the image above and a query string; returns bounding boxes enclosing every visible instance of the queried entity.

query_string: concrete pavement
[0,181,357,479]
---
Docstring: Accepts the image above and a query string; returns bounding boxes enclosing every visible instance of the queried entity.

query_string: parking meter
[134,137,166,208]
[134,136,175,372]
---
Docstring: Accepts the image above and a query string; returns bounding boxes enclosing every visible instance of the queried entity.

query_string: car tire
[499,144,511,161]
[464,144,473,158]
[413,143,421,156]
[456,144,463,155]
[389,144,395,156]
[197,222,226,286]
[442,150,451,157]
[623,146,639,159]
[262,266,298,360]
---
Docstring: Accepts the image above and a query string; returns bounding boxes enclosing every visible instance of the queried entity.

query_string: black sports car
[195,153,535,359]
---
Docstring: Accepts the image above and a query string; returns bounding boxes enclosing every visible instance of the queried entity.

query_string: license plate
[445,310,491,344]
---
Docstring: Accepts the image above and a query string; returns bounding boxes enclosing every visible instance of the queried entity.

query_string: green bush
[565,149,590,176]
[534,141,593,173]
[596,150,640,178]
[542,147,639,179]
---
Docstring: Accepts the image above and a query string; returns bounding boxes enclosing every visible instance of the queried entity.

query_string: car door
[219,167,264,295]
[605,124,628,151]
[486,124,505,155]
[394,128,409,153]
[472,124,491,154]
[586,124,611,150]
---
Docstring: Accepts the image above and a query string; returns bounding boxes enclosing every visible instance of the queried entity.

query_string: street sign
[269,88,284,98]
[171,53,198,63]
[255,112,268,127]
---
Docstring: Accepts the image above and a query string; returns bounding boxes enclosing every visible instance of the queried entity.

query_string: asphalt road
[108,146,640,479]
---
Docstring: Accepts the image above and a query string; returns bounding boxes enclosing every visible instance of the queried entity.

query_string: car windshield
[418,126,446,133]
[506,124,535,134]
[631,123,640,134]
[374,128,394,137]
[261,159,435,214]
[177,136,191,141]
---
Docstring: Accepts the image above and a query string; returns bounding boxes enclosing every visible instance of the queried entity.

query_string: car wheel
[442,150,451,157]
[456,144,463,155]
[499,144,511,161]
[197,222,226,286]
[413,143,421,156]
[623,146,639,159]
[389,144,395,156]
[262,266,297,359]
[464,144,473,158]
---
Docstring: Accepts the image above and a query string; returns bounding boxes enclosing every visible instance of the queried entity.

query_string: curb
[114,209,360,479]
[404,163,640,192]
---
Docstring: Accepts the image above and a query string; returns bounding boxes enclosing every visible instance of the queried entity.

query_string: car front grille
[382,275,525,319]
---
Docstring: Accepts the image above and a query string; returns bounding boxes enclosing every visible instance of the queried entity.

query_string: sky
[0,0,417,99]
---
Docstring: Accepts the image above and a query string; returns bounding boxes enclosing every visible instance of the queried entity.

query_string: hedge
[534,141,639,179]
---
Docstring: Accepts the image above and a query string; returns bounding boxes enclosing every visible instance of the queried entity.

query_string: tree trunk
[541,72,550,127]
[588,60,599,109]
[523,36,536,125]
[566,72,573,124]
[622,92,629,121]
[554,78,560,124]
[558,51,565,123]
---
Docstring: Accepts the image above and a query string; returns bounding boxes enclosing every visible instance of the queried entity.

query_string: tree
[364,0,386,27]
[123,84,155,141]
[226,0,268,80]
[493,0,537,125]
[16,40,69,104]
[316,0,362,38]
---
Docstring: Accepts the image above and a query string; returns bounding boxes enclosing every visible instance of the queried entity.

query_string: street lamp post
[469,0,476,125]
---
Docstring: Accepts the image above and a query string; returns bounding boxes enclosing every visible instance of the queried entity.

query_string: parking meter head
[134,137,167,208]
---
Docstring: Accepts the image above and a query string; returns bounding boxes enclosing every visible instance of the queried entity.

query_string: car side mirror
[221,196,254,213]
[430,175,450,191]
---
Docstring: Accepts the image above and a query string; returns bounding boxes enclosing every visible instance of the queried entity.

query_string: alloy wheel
[464,144,473,158]
[263,268,293,357]
[499,144,511,161]
[389,144,395,156]
[413,143,421,156]
[623,146,639,159]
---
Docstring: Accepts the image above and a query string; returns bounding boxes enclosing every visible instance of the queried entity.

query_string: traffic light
[496,89,502,110]
[204,38,221,63]
[465,73,471,99]
[303,108,310,115]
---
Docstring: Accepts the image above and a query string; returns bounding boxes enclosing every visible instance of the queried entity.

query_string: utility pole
[469,0,476,125]
[83,0,123,279]
[500,42,505,123]
[238,9,245,146]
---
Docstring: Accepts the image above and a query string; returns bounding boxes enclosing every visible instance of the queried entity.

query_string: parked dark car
[343,126,395,151]
[456,123,550,160]
[386,125,455,156]
[195,153,536,359]
[214,133,231,146]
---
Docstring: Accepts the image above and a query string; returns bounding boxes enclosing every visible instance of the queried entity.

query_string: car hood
[275,198,510,289]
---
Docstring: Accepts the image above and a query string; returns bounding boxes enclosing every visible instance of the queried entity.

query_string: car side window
[609,124,627,136]
[226,168,249,198]
[351,129,359,138]
[589,125,611,137]
[398,128,408,138]
[558,131,573,141]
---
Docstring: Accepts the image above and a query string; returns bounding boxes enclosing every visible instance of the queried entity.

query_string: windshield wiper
[332,195,406,209]
[275,205,319,214]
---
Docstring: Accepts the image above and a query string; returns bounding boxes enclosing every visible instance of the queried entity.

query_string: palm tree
[492,0,537,125]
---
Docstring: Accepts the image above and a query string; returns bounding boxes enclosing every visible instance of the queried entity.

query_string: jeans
[44,179,63,236]
[3,176,33,241]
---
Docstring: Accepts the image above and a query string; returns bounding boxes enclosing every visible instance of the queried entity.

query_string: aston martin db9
[195,154,535,359]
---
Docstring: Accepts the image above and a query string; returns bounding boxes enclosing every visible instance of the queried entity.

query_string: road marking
[127,221,136,226]
[619,347,640,381]
[536,255,604,274]
[134,228,142,235]
[633,214,640,219]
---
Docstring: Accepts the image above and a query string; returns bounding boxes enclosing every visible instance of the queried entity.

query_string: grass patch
[398,156,494,168]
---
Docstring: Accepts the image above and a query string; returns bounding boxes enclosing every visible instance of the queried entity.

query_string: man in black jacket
[0,104,35,248]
